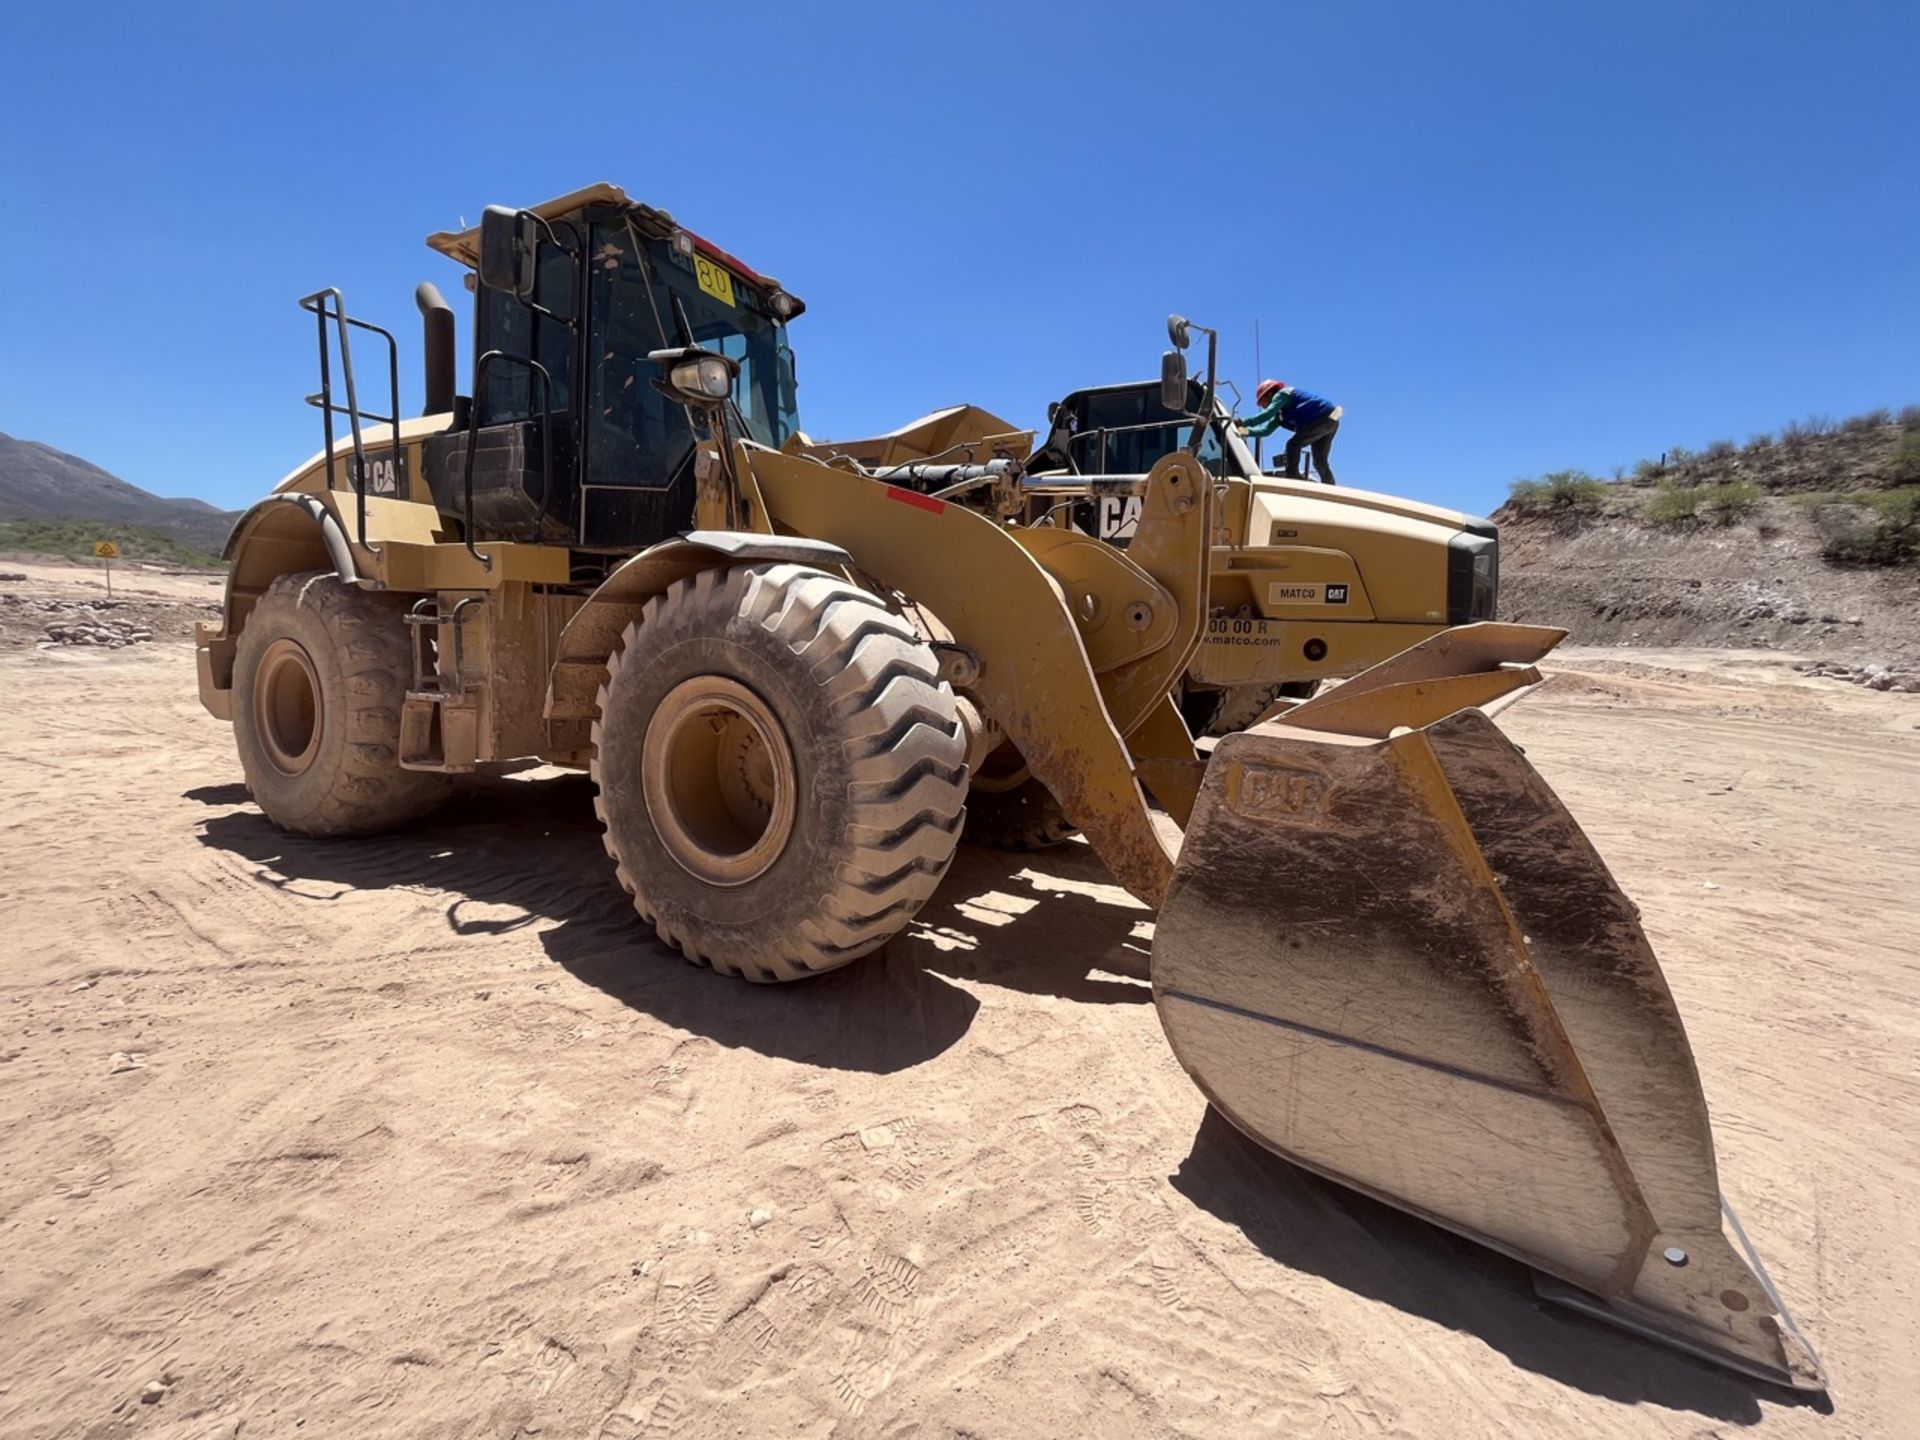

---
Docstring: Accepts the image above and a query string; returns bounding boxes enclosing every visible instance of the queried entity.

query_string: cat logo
[1326,583,1350,604]
[345,449,407,496]
[1097,495,1142,541]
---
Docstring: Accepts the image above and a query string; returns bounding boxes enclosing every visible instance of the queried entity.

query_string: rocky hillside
[1494,411,1920,671]
[0,432,238,556]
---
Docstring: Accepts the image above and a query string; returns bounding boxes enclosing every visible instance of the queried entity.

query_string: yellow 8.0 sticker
[694,255,736,308]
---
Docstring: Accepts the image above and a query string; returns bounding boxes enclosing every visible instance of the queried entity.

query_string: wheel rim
[255,638,323,776]
[641,676,798,887]
[970,739,1032,795]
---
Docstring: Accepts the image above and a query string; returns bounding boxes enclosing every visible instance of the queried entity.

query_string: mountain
[0,432,239,555]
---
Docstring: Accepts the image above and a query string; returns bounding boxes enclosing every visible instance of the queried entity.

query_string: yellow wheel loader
[787,341,1501,848]
[790,330,1498,745]
[198,183,1823,1390]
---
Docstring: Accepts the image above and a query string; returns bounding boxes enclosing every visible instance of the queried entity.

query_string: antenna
[1252,317,1264,467]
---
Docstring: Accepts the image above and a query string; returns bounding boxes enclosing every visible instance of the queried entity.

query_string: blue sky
[2,1,1914,519]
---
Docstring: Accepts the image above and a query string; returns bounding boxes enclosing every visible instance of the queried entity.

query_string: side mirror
[477,206,539,300]
[649,345,740,408]
[1167,314,1192,351]
[1160,349,1189,412]
[1045,400,1060,424]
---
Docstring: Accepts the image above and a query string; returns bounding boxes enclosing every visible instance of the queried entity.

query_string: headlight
[1446,530,1499,622]
[767,289,796,319]
[671,355,734,400]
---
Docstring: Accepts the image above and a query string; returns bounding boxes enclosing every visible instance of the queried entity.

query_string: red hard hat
[1257,379,1285,405]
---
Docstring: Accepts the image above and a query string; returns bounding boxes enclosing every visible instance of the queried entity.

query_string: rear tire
[592,564,968,982]
[1203,680,1320,737]
[964,773,1078,852]
[232,572,449,836]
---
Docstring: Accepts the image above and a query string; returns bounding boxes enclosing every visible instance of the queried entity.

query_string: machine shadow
[897,841,1155,1006]
[194,772,979,1073]
[192,772,1154,1071]
[1171,1109,1830,1423]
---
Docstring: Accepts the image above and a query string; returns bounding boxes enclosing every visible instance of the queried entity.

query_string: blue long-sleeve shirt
[1242,386,1337,437]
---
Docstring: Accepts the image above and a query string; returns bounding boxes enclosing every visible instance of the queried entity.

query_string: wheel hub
[641,676,798,886]
[255,637,322,777]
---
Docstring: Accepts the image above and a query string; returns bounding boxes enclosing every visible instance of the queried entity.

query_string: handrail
[460,351,556,571]
[298,288,402,560]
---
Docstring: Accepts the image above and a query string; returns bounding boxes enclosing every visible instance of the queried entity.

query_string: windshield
[1056,384,1242,478]
[584,220,800,495]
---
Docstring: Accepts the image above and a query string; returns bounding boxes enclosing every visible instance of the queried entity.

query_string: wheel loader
[791,347,1500,740]
[197,182,1823,1391]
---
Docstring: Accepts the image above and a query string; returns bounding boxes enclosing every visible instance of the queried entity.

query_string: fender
[542,530,853,724]
[197,494,364,718]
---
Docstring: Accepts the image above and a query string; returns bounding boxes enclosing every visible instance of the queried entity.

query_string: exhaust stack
[415,282,456,416]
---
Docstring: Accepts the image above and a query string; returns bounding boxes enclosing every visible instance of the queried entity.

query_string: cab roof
[425,182,803,315]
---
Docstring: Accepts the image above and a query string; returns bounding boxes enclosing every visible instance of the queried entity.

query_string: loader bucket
[1152,625,1825,1389]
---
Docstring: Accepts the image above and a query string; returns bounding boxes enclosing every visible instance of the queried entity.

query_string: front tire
[231,572,449,836]
[592,564,968,982]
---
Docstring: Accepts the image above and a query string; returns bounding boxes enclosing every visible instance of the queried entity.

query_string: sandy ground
[1,642,1915,1438]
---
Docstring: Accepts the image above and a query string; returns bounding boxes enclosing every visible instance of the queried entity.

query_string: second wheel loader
[196,183,1823,1391]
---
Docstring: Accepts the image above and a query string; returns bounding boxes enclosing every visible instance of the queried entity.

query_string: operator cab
[1026,379,1262,542]
[421,183,804,553]
[1027,380,1259,481]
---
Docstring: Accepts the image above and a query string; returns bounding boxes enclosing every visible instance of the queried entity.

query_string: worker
[1236,379,1342,484]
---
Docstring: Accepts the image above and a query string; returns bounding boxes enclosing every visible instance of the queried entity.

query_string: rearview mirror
[1167,314,1192,351]
[477,206,539,300]
[1160,350,1189,412]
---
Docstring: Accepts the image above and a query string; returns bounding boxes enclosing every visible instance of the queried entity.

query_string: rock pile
[1794,658,1920,692]
[39,605,154,648]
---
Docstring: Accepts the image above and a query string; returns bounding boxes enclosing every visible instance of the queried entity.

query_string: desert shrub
[1779,415,1837,446]
[1508,469,1608,513]
[1891,430,1920,484]
[1645,480,1702,524]
[1807,486,1920,564]
[1667,444,1697,466]
[1704,439,1737,459]
[1841,408,1892,433]
[1700,479,1761,524]
[1745,431,1774,451]
[1898,404,1920,429]
[1632,457,1664,479]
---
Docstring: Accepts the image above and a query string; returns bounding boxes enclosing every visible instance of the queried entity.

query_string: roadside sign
[94,540,120,559]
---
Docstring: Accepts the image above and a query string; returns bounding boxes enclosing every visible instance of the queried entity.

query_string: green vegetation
[1644,481,1700,524]
[1646,479,1754,525]
[0,519,226,569]
[1507,469,1610,514]
[1794,486,1920,564]
[1701,478,1760,522]
[1892,430,1920,484]
[1515,403,1920,547]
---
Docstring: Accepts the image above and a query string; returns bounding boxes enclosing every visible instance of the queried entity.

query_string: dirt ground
[1,641,1915,1439]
